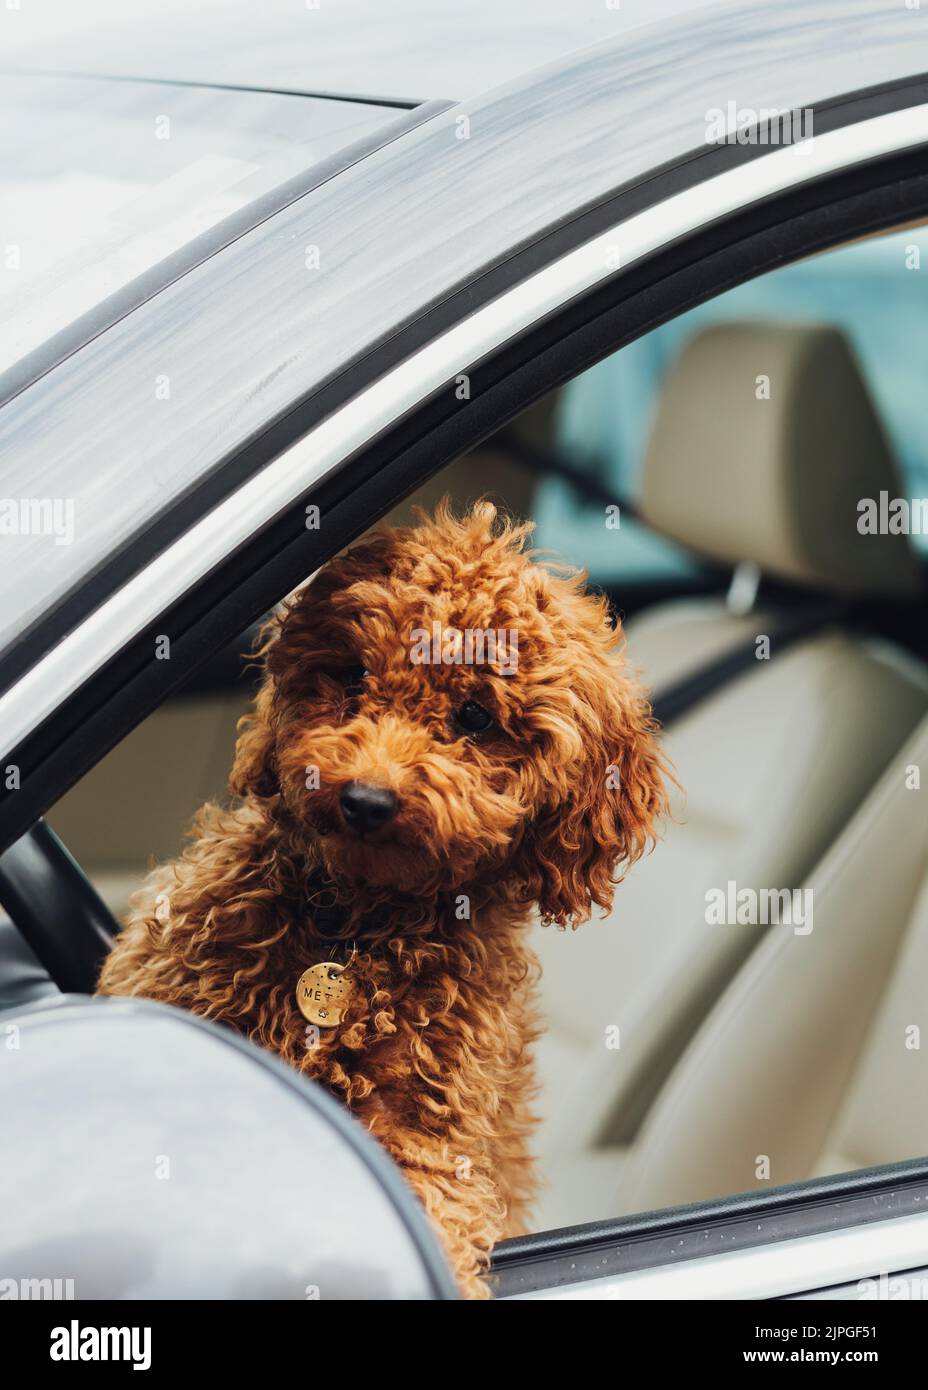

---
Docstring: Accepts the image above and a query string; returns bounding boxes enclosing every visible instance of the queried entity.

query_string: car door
[2,0,928,1305]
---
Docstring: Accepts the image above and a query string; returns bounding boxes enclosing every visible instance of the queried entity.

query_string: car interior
[7,222,927,1237]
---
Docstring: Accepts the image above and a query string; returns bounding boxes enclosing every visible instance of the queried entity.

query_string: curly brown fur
[98,501,668,1297]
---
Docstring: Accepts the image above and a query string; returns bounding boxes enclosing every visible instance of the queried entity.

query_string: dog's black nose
[339,781,398,834]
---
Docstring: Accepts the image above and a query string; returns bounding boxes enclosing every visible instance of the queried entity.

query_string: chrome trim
[510,1211,928,1300]
[2,103,928,759]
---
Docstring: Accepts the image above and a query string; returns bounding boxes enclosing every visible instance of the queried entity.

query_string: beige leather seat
[531,322,927,1229]
[614,713,928,1215]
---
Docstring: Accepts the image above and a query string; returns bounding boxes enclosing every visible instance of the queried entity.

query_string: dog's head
[232,501,667,925]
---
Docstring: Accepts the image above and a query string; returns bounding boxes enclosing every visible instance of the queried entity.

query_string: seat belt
[650,601,844,729]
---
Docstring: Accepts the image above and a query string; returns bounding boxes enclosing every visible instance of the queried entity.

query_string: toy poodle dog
[98,501,668,1298]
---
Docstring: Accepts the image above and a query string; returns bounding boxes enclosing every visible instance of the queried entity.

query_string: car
[1,0,928,1306]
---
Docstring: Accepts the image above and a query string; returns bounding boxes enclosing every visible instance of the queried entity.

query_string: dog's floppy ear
[228,612,289,801]
[229,679,279,800]
[516,663,668,929]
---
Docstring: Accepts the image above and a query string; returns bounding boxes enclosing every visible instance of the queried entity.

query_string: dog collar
[306,867,349,935]
[305,867,393,940]
[297,871,362,1029]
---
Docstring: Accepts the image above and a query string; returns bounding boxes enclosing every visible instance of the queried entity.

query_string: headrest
[639,322,921,596]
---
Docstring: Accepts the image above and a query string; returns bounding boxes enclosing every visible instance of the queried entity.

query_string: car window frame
[491,1158,928,1299]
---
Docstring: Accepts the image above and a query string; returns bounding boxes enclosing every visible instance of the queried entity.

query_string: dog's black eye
[454,700,494,735]
[340,665,367,692]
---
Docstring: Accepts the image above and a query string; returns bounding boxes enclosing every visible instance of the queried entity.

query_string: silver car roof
[0,0,706,104]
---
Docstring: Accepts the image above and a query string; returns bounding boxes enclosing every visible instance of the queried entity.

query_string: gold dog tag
[296,962,354,1028]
